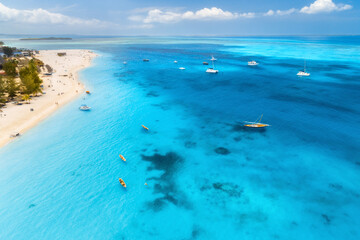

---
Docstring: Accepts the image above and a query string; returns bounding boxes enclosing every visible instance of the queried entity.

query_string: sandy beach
[0,49,97,148]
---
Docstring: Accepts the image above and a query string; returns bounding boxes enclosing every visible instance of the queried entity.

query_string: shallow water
[0,36,360,239]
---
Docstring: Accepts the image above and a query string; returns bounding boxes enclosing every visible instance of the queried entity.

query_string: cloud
[300,0,352,14]
[0,2,102,25]
[264,8,297,16]
[130,1,353,25]
[264,0,351,16]
[130,7,254,24]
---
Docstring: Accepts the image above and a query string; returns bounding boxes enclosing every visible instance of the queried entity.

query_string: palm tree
[22,94,30,104]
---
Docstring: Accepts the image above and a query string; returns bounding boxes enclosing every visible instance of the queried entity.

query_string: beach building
[22,51,31,57]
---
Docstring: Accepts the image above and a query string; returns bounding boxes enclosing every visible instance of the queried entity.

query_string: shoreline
[0,49,97,148]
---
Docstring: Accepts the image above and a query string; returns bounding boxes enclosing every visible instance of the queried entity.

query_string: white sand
[0,49,97,148]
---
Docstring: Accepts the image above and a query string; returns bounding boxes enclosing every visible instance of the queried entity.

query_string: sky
[0,0,359,36]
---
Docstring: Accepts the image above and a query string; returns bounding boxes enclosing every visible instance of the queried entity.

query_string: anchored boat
[248,61,259,66]
[119,154,126,162]
[79,104,91,111]
[297,60,310,76]
[244,114,270,128]
[119,178,127,188]
[206,56,219,74]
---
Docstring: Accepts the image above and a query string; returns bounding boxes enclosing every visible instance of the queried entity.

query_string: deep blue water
[0,36,360,239]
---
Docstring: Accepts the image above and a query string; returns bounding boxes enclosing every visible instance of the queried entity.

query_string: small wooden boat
[142,125,149,131]
[119,154,126,162]
[203,62,209,65]
[119,178,127,188]
[143,59,150,62]
[86,91,91,94]
[244,114,270,128]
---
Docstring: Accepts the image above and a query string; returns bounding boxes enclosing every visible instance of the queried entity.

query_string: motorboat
[248,61,259,66]
[143,59,150,62]
[203,62,209,65]
[179,67,186,70]
[174,60,178,63]
[79,104,91,111]
[206,68,219,73]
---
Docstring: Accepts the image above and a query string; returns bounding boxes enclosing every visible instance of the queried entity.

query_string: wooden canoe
[119,154,126,162]
[119,178,126,188]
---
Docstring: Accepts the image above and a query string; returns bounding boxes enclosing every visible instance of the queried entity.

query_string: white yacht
[297,60,310,77]
[79,104,91,111]
[179,67,185,70]
[123,61,127,65]
[206,56,219,74]
[248,61,259,66]
[206,68,219,73]
[174,60,178,63]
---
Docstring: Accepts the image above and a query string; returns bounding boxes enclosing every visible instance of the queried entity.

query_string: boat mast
[258,114,263,123]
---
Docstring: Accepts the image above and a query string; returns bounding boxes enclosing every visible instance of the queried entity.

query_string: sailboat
[206,56,219,73]
[244,114,270,128]
[297,60,310,76]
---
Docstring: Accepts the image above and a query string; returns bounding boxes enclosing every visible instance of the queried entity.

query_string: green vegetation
[6,77,19,99]
[3,60,18,77]
[0,76,6,102]
[0,41,4,46]
[22,94,31,103]
[19,59,42,95]
[2,46,14,57]
[0,56,43,105]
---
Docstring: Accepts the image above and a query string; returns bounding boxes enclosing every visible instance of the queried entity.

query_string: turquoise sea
[0,36,360,239]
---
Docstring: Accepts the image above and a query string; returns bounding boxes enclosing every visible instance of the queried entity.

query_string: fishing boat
[248,61,259,66]
[119,178,127,188]
[119,154,126,162]
[206,56,219,74]
[179,67,185,70]
[79,104,91,111]
[143,59,150,62]
[142,125,149,131]
[297,60,310,76]
[244,114,270,128]
[86,91,91,94]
